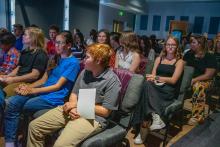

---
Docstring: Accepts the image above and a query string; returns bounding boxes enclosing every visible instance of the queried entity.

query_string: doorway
[113,20,124,32]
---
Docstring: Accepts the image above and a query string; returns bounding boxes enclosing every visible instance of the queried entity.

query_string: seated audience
[13,24,24,51]
[214,37,220,71]
[0,32,20,75]
[97,29,110,44]
[47,25,59,56]
[97,29,115,68]
[0,27,8,34]
[86,29,97,46]
[0,27,48,98]
[4,31,80,147]
[115,31,141,73]
[150,34,161,56]
[72,32,86,60]
[27,43,121,147]
[132,36,184,144]
[139,35,155,62]
[213,36,220,98]
[183,34,217,125]
[207,39,214,53]
[46,25,60,69]
[110,32,122,52]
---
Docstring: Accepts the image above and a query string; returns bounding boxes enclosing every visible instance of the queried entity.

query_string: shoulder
[8,47,19,55]
[132,51,141,58]
[205,52,215,59]
[34,49,48,61]
[176,59,184,66]
[35,49,47,56]
[183,50,194,61]
[184,50,193,57]
[68,56,80,64]
[104,69,121,84]
[155,56,161,63]
[116,49,122,55]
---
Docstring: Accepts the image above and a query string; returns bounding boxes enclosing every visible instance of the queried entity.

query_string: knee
[54,139,76,147]
[29,119,40,135]
[53,142,63,147]
[53,138,67,147]
[5,97,19,113]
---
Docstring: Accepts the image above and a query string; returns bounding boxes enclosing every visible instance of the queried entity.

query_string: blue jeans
[0,86,5,125]
[4,95,54,142]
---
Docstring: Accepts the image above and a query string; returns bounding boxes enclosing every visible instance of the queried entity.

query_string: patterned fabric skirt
[189,81,213,125]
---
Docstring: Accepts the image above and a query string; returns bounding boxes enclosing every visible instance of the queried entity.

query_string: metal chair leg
[163,122,170,147]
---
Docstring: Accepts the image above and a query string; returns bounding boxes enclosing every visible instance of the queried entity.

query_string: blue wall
[134,1,220,39]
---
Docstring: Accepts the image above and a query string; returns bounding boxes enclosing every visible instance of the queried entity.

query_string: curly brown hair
[160,35,182,60]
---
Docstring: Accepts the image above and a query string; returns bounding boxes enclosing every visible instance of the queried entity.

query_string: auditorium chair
[150,66,194,147]
[33,68,144,147]
[80,68,144,147]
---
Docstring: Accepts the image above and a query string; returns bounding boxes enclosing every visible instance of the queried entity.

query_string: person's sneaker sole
[150,123,166,131]
[134,138,143,145]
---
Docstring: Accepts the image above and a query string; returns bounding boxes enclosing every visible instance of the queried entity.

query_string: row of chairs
[78,66,194,147]
[20,64,194,147]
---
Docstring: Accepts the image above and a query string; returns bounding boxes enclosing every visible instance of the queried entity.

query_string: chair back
[145,60,154,75]
[80,69,144,147]
[113,68,133,105]
[113,68,144,113]
[177,66,194,103]
[164,66,194,117]
[137,56,148,75]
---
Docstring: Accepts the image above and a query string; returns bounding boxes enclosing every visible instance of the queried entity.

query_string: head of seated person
[85,43,113,73]
[115,31,141,73]
[184,34,217,84]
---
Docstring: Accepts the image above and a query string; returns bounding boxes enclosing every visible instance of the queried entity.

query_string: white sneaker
[134,133,143,144]
[150,113,166,131]
[134,127,149,145]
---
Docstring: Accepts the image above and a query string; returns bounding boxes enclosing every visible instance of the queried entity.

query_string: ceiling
[100,0,220,14]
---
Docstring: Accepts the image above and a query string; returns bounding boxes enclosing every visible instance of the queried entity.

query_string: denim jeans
[0,86,5,125]
[4,95,54,142]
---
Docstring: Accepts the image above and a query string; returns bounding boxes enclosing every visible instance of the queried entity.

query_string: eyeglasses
[165,44,177,48]
[55,41,66,46]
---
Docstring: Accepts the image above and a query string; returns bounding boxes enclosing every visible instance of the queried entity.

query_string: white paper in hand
[77,88,96,119]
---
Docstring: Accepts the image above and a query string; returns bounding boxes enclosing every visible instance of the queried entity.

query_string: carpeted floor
[171,112,220,147]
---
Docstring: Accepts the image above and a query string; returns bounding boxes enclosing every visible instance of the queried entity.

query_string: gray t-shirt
[72,69,121,127]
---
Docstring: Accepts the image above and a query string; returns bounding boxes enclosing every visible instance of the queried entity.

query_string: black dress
[131,58,181,126]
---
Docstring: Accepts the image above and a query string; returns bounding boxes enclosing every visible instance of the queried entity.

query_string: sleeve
[32,51,48,74]
[206,54,217,69]
[102,75,121,110]
[62,59,80,82]
[18,52,23,66]
[4,50,20,74]
[72,70,85,95]
[183,51,190,62]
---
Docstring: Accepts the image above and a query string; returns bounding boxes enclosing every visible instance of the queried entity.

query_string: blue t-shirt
[40,56,80,105]
[15,36,23,51]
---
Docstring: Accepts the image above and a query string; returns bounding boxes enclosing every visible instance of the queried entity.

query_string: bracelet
[155,76,160,81]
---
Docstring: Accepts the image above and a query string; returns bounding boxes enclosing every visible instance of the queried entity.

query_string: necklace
[165,56,175,61]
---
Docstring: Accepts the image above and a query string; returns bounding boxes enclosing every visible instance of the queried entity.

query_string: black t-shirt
[183,50,217,77]
[17,48,48,79]
[215,52,220,71]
